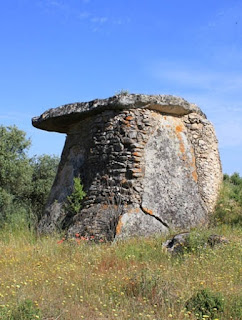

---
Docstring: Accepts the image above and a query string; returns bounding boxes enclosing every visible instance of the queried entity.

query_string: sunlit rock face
[32,94,222,240]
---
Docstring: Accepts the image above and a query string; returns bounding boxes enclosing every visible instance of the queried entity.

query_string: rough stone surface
[163,233,229,254]
[33,94,222,240]
[162,233,190,254]
[32,94,205,133]
[207,234,229,247]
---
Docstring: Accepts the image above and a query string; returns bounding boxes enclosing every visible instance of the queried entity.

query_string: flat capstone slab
[32,94,205,133]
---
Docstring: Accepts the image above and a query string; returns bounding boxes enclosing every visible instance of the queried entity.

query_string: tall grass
[0,173,241,319]
[0,224,241,320]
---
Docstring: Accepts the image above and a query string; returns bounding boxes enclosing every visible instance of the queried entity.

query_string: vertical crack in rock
[140,205,170,229]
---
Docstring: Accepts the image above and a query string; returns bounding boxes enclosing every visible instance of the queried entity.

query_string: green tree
[0,125,32,222]
[0,125,59,228]
[30,154,59,222]
[0,125,32,195]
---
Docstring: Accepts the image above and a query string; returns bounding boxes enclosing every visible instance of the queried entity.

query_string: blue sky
[0,0,242,174]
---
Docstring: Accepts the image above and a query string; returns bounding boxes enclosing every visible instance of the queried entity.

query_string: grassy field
[1,127,241,319]
[0,224,241,320]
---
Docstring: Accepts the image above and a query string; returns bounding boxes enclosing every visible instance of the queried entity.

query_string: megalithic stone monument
[32,94,222,241]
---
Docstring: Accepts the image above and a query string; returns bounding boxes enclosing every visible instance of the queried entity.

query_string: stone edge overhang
[32,94,206,133]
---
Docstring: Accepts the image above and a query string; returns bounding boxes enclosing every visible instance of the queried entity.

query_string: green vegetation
[66,177,86,215]
[185,288,224,319]
[0,224,241,320]
[0,125,59,229]
[2,299,42,320]
[0,125,241,319]
[213,173,242,226]
[116,89,130,95]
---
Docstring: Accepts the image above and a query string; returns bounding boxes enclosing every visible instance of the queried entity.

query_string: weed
[65,177,86,215]
[0,299,41,320]
[185,288,224,319]
[115,89,130,96]
[184,230,210,254]
[0,225,241,319]
[212,173,242,227]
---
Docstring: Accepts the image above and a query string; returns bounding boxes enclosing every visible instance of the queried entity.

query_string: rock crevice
[140,205,170,230]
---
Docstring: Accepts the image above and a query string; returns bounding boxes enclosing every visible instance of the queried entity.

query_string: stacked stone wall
[38,107,222,240]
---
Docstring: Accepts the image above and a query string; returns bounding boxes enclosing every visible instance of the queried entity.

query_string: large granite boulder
[32,94,222,240]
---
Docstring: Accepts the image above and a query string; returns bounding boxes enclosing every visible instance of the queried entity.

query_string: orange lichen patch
[102,204,108,210]
[142,207,153,215]
[128,207,140,214]
[176,132,185,154]
[115,216,123,235]
[173,118,199,183]
[192,170,198,182]
[133,152,142,157]
[132,168,142,173]
[176,125,183,133]
[125,116,133,121]
[150,110,160,119]
[178,140,185,154]
[172,120,186,155]
[191,153,198,182]
[133,157,141,162]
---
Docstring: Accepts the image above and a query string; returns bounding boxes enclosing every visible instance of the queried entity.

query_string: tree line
[0,125,59,228]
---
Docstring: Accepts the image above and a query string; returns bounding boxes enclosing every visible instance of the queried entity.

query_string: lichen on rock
[32,93,222,240]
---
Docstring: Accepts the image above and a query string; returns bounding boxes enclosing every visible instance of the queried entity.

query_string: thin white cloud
[37,1,129,31]
[77,12,129,32]
[90,16,108,24]
[48,0,63,7]
[78,13,128,28]
[0,115,19,121]
[38,0,68,10]
[0,111,32,121]
[151,62,242,94]
[79,11,90,19]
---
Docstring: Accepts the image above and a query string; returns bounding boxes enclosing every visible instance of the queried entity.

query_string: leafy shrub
[185,288,224,319]
[0,188,14,223]
[116,89,129,95]
[184,230,210,254]
[11,299,41,320]
[0,299,41,320]
[66,177,86,215]
[29,154,59,222]
[0,125,59,228]
[213,173,242,226]
[0,125,32,224]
